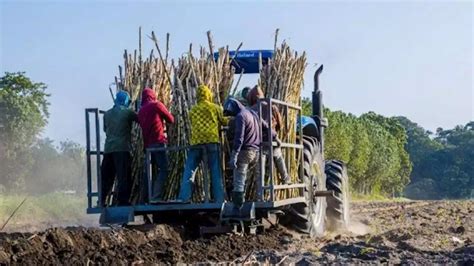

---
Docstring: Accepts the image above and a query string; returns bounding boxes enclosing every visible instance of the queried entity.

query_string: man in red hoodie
[138,88,175,203]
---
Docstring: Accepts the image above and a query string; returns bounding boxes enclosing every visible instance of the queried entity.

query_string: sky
[1,0,473,144]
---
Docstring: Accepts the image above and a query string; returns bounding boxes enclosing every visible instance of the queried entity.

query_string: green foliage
[26,138,86,194]
[347,116,370,191]
[0,72,85,194]
[398,118,474,199]
[323,109,411,196]
[301,97,312,116]
[361,112,412,195]
[300,98,412,197]
[0,72,50,190]
[324,110,353,163]
[302,98,472,199]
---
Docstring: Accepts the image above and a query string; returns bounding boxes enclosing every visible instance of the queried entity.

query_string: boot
[232,191,244,209]
[275,155,291,185]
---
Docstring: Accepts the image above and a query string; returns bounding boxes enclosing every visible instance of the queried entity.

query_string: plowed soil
[0,201,472,265]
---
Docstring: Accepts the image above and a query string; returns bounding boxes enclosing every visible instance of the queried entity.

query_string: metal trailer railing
[257,98,305,203]
[85,108,104,213]
[85,98,307,219]
[144,145,214,204]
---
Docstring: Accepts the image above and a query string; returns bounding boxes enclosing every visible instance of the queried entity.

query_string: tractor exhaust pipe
[312,65,324,118]
[312,65,325,153]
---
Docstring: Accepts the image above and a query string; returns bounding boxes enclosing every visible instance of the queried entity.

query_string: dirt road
[0,200,472,264]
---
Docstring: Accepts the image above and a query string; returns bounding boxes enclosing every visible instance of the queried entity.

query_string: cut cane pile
[112,28,307,203]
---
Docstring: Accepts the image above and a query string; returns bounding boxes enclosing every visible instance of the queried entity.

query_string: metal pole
[85,110,92,209]
[284,104,290,186]
[94,109,102,207]
[298,104,304,197]
[203,146,210,203]
[258,100,264,201]
[146,149,152,203]
[268,99,274,202]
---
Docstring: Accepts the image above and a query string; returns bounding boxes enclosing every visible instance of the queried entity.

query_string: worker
[238,86,251,106]
[138,88,175,203]
[223,97,262,208]
[101,90,137,206]
[177,85,228,203]
[247,86,291,184]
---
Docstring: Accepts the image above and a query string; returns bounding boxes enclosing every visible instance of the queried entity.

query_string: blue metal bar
[85,110,92,209]
[146,149,152,201]
[87,196,307,216]
[145,145,210,203]
[95,109,102,207]
[267,99,274,202]
[257,100,264,201]
[298,100,304,197]
[135,202,223,211]
[87,207,102,214]
[202,147,210,203]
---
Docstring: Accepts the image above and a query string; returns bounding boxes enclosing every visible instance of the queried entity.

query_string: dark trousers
[100,151,132,206]
[149,143,169,201]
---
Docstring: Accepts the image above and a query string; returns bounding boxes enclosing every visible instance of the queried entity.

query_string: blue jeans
[149,143,168,200]
[178,143,224,202]
[233,149,260,193]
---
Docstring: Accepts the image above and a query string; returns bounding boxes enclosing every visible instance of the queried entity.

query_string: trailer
[85,51,350,237]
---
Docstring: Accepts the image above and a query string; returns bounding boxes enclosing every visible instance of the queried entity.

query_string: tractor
[85,50,350,237]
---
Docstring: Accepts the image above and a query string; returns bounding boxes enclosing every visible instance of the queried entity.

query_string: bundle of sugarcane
[161,31,238,201]
[113,28,305,204]
[248,29,308,201]
[115,28,173,203]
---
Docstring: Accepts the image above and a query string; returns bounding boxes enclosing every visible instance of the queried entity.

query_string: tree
[347,115,371,193]
[362,112,412,195]
[301,97,312,116]
[26,139,85,194]
[57,140,86,192]
[397,118,473,199]
[324,109,353,163]
[0,72,50,190]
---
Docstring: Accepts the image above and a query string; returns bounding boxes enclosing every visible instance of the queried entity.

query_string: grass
[0,193,94,231]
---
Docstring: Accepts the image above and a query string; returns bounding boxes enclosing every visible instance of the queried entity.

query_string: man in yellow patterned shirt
[177,85,228,203]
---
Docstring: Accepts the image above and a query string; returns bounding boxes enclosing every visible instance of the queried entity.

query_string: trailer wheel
[325,160,350,230]
[284,136,326,237]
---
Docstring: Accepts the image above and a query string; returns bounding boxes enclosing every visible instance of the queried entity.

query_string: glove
[275,137,282,147]
[228,151,239,169]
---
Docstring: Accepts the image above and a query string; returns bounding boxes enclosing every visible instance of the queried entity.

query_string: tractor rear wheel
[325,160,350,230]
[285,136,326,237]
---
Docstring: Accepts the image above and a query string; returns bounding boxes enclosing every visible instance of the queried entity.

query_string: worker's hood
[247,86,264,106]
[223,97,245,117]
[241,87,251,100]
[141,88,157,106]
[196,85,212,103]
[115,90,130,107]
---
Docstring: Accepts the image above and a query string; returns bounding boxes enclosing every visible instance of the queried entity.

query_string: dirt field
[0,200,472,264]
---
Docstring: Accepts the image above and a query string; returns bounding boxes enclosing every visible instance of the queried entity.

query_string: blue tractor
[85,50,350,237]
